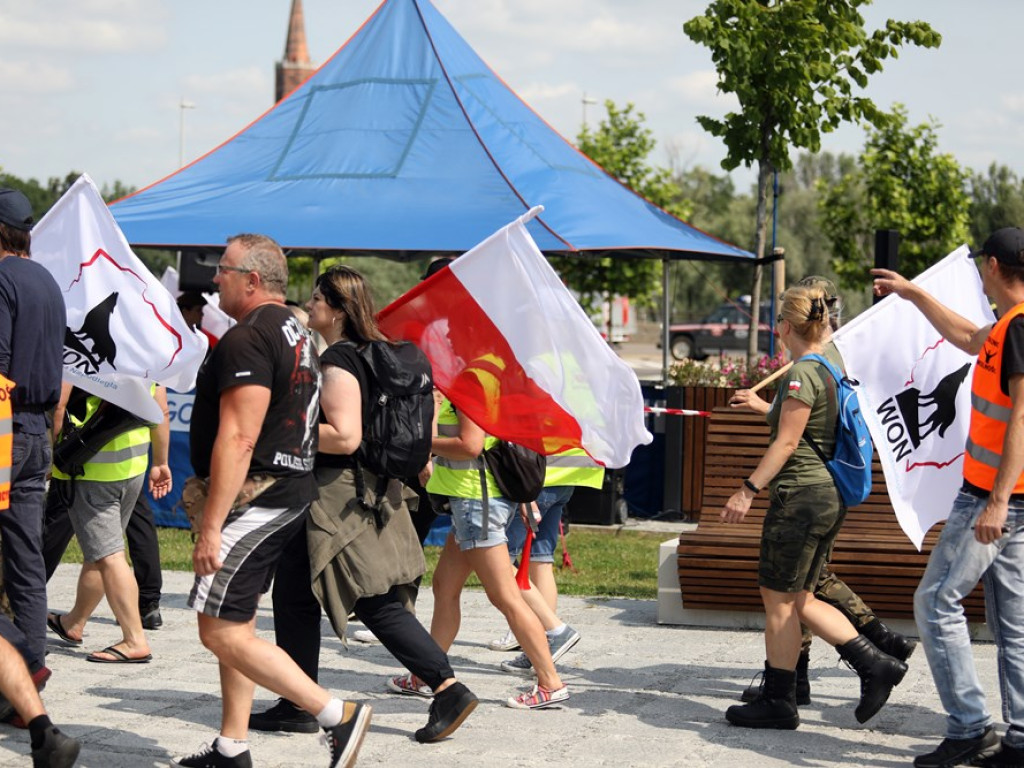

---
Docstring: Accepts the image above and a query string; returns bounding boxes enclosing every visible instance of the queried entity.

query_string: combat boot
[726,662,799,730]
[860,617,917,662]
[836,634,908,723]
[741,649,810,706]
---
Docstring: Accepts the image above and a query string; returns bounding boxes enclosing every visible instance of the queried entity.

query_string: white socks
[215,738,249,758]
[547,623,567,638]
[316,698,347,728]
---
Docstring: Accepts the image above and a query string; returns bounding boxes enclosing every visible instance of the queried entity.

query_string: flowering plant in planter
[668,351,788,389]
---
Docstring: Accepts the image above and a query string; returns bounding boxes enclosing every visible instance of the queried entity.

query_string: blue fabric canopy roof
[110,0,752,262]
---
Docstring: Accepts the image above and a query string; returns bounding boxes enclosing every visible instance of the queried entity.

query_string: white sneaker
[487,629,521,652]
[352,629,378,644]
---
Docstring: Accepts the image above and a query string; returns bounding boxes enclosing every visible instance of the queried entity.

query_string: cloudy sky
[1,0,1020,194]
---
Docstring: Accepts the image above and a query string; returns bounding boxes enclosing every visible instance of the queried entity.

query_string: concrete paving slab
[0,564,1002,767]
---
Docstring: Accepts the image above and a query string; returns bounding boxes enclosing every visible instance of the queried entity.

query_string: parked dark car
[662,298,773,360]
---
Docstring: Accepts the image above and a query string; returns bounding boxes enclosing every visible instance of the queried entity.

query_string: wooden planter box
[665,385,736,519]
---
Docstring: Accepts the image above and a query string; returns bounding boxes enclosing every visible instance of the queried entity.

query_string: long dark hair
[315,265,389,345]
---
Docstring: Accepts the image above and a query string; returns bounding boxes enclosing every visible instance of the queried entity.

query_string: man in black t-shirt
[874,228,1024,768]
[176,234,370,768]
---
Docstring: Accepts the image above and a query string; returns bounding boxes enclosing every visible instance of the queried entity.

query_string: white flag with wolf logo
[833,247,995,549]
[30,174,208,423]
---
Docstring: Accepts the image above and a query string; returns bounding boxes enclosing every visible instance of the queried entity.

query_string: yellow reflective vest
[427,399,501,499]
[52,393,151,483]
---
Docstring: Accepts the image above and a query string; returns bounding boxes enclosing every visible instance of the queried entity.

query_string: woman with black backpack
[248,265,477,744]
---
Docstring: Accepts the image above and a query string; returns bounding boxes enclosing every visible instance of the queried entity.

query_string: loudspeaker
[565,469,627,526]
[178,251,218,293]
[873,230,899,305]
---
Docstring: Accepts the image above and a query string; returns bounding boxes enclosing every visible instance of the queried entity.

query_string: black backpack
[482,440,547,503]
[348,340,434,525]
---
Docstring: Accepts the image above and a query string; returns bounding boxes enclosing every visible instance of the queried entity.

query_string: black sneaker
[322,702,372,768]
[31,726,80,768]
[172,739,253,768]
[914,726,1000,767]
[249,698,318,734]
[980,742,1024,767]
[140,601,163,630]
[415,682,478,743]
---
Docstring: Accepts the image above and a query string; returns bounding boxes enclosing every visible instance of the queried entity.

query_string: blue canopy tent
[111,0,757,526]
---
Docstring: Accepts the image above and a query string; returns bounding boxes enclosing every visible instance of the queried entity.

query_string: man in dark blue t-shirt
[0,189,65,677]
[0,187,79,762]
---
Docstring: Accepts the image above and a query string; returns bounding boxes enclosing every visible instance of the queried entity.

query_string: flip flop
[86,646,152,664]
[46,614,82,647]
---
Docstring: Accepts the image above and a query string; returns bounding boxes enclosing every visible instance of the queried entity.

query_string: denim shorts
[450,496,516,551]
[759,482,844,593]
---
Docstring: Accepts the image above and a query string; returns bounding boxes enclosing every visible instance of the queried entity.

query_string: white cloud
[1000,94,1024,114]
[517,81,577,103]
[0,60,73,93]
[183,67,267,97]
[666,70,737,111]
[0,1,167,53]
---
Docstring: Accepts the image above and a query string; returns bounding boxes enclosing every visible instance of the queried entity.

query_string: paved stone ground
[0,564,1003,767]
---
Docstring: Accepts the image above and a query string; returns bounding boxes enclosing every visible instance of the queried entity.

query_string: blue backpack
[800,353,874,507]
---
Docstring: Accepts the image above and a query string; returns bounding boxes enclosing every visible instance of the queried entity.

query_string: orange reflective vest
[963,303,1024,493]
[0,377,13,510]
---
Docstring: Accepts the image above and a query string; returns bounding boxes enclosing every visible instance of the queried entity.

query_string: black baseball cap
[971,227,1024,266]
[421,257,455,281]
[0,188,34,231]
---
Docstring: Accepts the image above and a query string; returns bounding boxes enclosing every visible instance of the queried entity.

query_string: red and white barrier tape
[643,407,711,417]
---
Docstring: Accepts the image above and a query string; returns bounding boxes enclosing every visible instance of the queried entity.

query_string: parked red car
[661,298,773,360]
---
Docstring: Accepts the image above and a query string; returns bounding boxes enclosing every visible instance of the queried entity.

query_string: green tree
[819,105,970,288]
[558,100,690,337]
[968,164,1024,247]
[684,0,940,361]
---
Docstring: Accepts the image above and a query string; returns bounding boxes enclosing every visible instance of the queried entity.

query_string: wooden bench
[677,407,985,621]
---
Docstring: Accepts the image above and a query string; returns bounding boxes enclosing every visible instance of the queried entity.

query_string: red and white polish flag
[378,207,652,468]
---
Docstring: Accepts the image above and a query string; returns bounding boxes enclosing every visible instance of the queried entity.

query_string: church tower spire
[275,0,315,102]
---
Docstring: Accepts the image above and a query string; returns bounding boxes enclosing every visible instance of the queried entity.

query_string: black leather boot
[726,662,799,730]
[836,635,908,723]
[741,650,811,706]
[860,617,917,662]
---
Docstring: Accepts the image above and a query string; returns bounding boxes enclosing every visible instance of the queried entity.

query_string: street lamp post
[581,92,597,129]
[178,99,197,168]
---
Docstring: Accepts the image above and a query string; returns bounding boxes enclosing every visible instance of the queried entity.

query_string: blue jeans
[914,489,1024,746]
[506,486,575,562]
[0,432,51,670]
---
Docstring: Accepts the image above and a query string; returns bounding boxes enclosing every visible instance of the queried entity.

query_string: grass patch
[63,526,663,600]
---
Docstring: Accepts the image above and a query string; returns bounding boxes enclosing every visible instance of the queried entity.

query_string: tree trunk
[746,160,774,364]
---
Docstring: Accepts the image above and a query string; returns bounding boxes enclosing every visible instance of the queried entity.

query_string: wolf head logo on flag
[29,175,207,423]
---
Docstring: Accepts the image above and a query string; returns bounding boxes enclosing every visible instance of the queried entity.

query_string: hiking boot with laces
[414,682,478,743]
[835,634,907,723]
[387,673,434,698]
[741,651,810,706]
[31,726,80,768]
[505,684,570,710]
[322,702,372,768]
[249,698,318,733]
[171,740,253,768]
[913,726,1000,767]
[487,628,521,652]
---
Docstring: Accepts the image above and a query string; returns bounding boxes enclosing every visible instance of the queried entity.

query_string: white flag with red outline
[378,207,651,468]
[30,175,207,422]
[833,247,995,549]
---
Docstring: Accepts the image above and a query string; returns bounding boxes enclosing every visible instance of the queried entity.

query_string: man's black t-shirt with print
[190,303,320,509]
